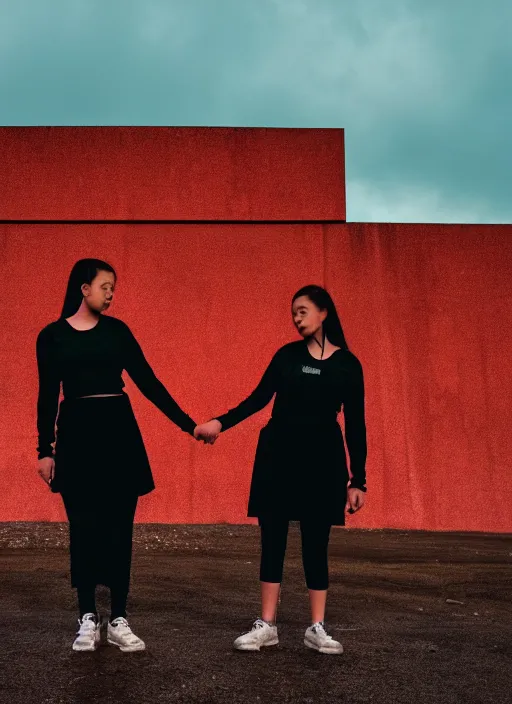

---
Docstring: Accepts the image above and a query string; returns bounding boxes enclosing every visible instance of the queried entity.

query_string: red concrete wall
[1,127,510,531]
[323,224,512,533]
[1,222,511,531]
[0,127,345,221]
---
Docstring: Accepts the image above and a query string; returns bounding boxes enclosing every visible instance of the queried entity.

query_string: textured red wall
[0,127,345,221]
[1,222,511,531]
[323,224,512,533]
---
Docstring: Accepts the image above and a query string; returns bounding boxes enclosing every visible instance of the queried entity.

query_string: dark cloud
[0,0,510,222]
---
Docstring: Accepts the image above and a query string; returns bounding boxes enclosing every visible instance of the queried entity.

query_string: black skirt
[52,391,155,497]
[248,418,349,526]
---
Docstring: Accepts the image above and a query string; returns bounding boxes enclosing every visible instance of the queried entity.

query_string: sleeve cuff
[183,419,197,436]
[348,481,367,492]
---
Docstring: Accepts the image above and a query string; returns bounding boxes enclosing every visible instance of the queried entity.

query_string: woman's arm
[121,321,196,435]
[342,353,367,492]
[209,348,283,432]
[36,327,61,460]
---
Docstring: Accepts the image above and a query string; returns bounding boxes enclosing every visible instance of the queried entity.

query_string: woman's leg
[104,493,138,622]
[61,492,100,619]
[258,516,289,623]
[103,494,146,652]
[77,584,97,617]
[110,586,129,622]
[60,491,102,651]
[261,583,281,624]
[299,520,332,624]
[232,516,288,650]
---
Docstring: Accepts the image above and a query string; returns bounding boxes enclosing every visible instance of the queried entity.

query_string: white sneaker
[304,621,343,654]
[72,613,100,652]
[233,618,279,651]
[107,617,146,652]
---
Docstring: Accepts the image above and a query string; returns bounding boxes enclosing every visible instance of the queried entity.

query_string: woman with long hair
[36,259,209,652]
[195,284,367,655]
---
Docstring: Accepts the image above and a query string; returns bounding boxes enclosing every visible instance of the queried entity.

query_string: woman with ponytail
[195,285,367,655]
[35,259,206,652]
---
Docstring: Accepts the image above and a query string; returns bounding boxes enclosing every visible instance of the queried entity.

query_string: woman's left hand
[345,488,365,514]
[194,420,221,444]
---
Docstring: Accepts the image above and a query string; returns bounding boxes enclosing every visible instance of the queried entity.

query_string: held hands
[38,456,55,487]
[193,419,222,445]
[345,487,365,515]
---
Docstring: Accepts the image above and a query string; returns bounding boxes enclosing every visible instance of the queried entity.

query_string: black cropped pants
[258,517,332,590]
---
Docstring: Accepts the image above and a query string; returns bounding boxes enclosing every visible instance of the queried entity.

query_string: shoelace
[76,619,96,636]
[110,618,141,642]
[312,622,334,640]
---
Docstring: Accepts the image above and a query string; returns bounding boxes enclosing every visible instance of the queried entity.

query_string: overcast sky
[1,0,510,223]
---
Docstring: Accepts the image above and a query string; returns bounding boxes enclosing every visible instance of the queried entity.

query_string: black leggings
[258,517,332,590]
[61,491,138,619]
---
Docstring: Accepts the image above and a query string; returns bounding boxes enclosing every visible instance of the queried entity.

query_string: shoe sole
[107,637,146,652]
[304,638,343,654]
[234,637,279,651]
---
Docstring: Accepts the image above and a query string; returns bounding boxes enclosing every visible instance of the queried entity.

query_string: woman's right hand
[38,456,55,486]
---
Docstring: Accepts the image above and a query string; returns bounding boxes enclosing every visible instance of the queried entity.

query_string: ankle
[110,614,127,623]
[261,617,275,626]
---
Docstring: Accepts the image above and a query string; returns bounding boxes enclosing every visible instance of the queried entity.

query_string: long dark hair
[291,284,350,351]
[60,258,117,319]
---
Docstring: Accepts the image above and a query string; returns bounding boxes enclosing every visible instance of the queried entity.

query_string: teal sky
[1,0,510,223]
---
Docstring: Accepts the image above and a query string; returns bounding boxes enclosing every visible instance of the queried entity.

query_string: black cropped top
[213,341,368,491]
[35,314,196,459]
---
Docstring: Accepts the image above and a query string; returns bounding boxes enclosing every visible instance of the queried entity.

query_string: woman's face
[292,296,327,338]
[82,270,116,313]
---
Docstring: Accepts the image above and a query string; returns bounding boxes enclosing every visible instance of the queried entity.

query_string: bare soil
[0,523,510,704]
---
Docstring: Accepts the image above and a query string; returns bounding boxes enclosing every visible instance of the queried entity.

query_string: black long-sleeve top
[35,314,196,460]
[213,341,368,491]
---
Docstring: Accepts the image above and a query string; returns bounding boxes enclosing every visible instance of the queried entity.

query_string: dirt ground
[0,523,510,704]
